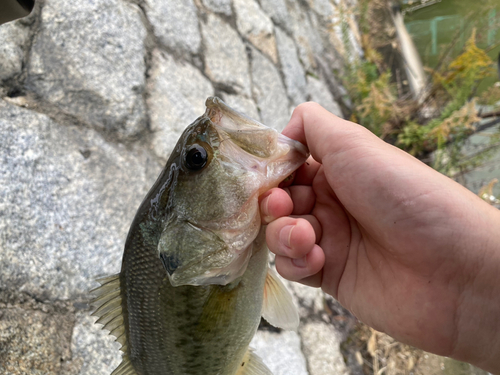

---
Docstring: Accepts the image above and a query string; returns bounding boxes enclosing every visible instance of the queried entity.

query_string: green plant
[339,3,498,176]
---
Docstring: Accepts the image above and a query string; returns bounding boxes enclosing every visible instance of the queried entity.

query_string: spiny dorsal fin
[111,355,137,375]
[90,274,129,353]
[261,267,299,331]
[235,348,272,375]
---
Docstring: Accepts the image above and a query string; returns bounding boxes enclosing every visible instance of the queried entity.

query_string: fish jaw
[157,97,309,287]
[206,96,309,192]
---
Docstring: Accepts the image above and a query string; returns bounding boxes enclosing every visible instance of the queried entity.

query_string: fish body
[92,97,309,375]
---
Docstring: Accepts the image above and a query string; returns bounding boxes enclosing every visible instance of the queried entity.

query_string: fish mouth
[205,96,308,160]
[206,96,309,195]
[158,97,309,288]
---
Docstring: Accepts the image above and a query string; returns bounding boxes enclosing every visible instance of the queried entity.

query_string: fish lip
[277,132,309,159]
[205,96,309,159]
[205,96,268,130]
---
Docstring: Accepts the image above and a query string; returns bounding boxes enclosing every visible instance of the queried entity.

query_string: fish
[91,96,309,375]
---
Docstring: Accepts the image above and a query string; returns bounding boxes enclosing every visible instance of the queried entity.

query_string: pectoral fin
[261,267,299,331]
[235,348,272,375]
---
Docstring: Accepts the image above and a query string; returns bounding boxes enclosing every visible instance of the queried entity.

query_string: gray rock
[26,0,147,139]
[259,0,291,32]
[287,281,325,318]
[201,0,232,16]
[303,7,345,73]
[0,19,30,83]
[275,27,307,105]
[148,50,214,161]
[286,281,352,375]
[220,93,261,121]
[233,0,278,64]
[201,13,252,97]
[315,56,350,108]
[251,330,308,375]
[302,10,347,105]
[0,100,159,301]
[306,75,343,117]
[300,322,349,375]
[287,8,325,73]
[307,0,335,19]
[250,47,290,130]
[71,311,122,375]
[0,297,75,374]
[145,0,201,56]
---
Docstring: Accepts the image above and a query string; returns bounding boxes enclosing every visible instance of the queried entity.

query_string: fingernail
[292,256,307,268]
[261,194,274,223]
[279,225,294,249]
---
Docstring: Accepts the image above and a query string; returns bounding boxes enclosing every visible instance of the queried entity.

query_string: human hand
[260,103,500,372]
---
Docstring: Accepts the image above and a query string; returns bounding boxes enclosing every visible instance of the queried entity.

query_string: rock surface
[201,13,252,97]
[233,0,277,63]
[26,0,148,140]
[250,46,290,130]
[201,0,232,16]
[145,0,201,56]
[148,50,214,161]
[0,294,75,375]
[275,27,307,105]
[0,18,31,85]
[0,101,160,302]
[251,330,308,375]
[0,0,355,374]
[71,312,122,375]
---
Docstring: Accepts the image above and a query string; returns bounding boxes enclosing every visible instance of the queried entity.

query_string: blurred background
[343,0,500,205]
[0,0,498,374]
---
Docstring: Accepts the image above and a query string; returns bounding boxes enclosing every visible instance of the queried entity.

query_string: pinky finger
[274,244,325,284]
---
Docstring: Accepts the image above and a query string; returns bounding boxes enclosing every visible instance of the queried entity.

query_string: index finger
[283,102,376,165]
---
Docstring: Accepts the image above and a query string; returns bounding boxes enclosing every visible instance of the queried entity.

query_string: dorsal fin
[110,356,137,375]
[261,267,299,331]
[90,274,136,374]
[235,348,272,375]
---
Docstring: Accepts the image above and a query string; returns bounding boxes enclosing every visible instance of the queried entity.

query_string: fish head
[157,97,309,286]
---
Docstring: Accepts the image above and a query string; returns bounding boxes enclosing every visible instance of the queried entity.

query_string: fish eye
[185,144,208,171]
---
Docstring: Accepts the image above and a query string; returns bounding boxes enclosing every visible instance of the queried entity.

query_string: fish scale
[123,226,268,374]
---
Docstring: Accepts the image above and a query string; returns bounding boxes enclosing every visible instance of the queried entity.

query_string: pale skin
[259,102,500,373]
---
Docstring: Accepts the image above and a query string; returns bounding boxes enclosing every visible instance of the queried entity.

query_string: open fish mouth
[156,97,309,287]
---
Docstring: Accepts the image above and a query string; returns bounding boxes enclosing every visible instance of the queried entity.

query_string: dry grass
[343,323,422,375]
[366,328,421,375]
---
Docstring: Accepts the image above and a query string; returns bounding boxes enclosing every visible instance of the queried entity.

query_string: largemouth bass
[91,97,309,375]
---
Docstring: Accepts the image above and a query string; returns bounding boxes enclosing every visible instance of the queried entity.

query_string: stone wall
[0,0,360,374]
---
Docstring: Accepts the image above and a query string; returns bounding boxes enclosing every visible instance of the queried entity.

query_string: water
[403,0,500,90]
